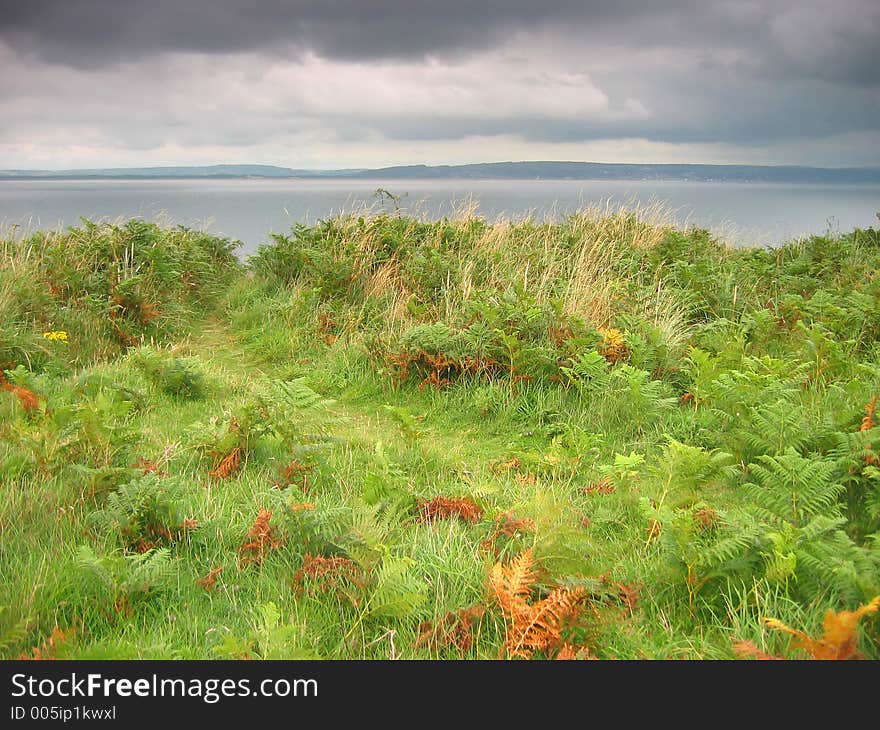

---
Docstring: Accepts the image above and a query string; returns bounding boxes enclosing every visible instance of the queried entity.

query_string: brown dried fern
[195,566,224,591]
[273,458,314,490]
[417,496,484,524]
[732,640,782,660]
[489,549,587,659]
[18,626,75,660]
[582,478,615,495]
[292,554,367,596]
[480,512,535,555]
[0,371,41,413]
[209,446,242,479]
[861,395,877,432]
[416,605,486,655]
[763,595,880,660]
[239,508,285,566]
[554,643,593,660]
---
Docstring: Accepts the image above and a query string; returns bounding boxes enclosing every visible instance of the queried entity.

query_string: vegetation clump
[2,207,879,659]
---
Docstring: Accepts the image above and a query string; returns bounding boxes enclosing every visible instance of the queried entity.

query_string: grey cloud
[1,1,877,87]
[0,1,664,63]
[0,1,877,167]
[354,89,880,147]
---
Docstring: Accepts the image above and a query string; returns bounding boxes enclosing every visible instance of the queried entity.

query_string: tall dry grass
[250,197,699,346]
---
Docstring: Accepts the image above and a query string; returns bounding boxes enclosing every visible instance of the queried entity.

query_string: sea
[1,178,878,258]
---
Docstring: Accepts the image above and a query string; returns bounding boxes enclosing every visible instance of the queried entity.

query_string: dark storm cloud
[1,0,877,87]
[0,1,691,64]
[0,1,878,167]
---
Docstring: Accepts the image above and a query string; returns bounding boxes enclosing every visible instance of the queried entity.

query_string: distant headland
[2,161,880,184]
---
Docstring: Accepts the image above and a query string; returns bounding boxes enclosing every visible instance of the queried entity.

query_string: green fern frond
[744,449,843,527]
[72,544,175,611]
[120,548,175,599]
[281,501,354,555]
[794,533,875,602]
[88,474,189,549]
[343,501,413,568]
[254,377,334,412]
[694,522,762,571]
[367,557,427,620]
[560,350,609,391]
[0,607,31,657]
[74,545,117,602]
[740,401,812,456]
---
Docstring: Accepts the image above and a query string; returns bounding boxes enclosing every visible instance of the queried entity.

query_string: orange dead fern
[132,457,166,476]
[208,417,244,479]
[416,605,486,655]
[582,478,615,496]
[489,549,588,659]
[416,351,454,390]
[273,458,314,490]
[417,496,484,524]
[292,554,368,596]
[731,640,783,660]
[209,446,242,480]
[195,566,224,591]
[239,509,285,566]
[0,370,41,413]
[762,595,880,660]
[861,395,877,431]
[132,518,198,554]
[480,512,535,555]
[18,626,75,660]
[289,502,316,512]
[554,643,593,660]
[861,396,879,465]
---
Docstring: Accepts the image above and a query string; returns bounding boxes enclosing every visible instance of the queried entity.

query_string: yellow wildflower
[42,330,68,342]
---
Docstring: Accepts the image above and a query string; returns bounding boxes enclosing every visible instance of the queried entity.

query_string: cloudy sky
[1,0,878,169]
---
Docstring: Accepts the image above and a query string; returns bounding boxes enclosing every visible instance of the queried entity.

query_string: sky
[1,0,878,170]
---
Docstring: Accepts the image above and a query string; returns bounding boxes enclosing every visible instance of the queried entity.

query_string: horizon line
[4,159,880,173]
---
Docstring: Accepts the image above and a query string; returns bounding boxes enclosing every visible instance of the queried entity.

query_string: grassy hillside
[1,208,878,659]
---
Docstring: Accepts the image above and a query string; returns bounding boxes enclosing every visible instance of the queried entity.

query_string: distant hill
[2,161,879,183]
[351,161,880,184]
[0,164,364,179]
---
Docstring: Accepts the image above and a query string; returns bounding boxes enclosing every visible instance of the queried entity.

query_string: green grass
[1,209,879,660]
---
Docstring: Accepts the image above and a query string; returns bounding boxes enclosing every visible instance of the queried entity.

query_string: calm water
[1,178,878,257]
